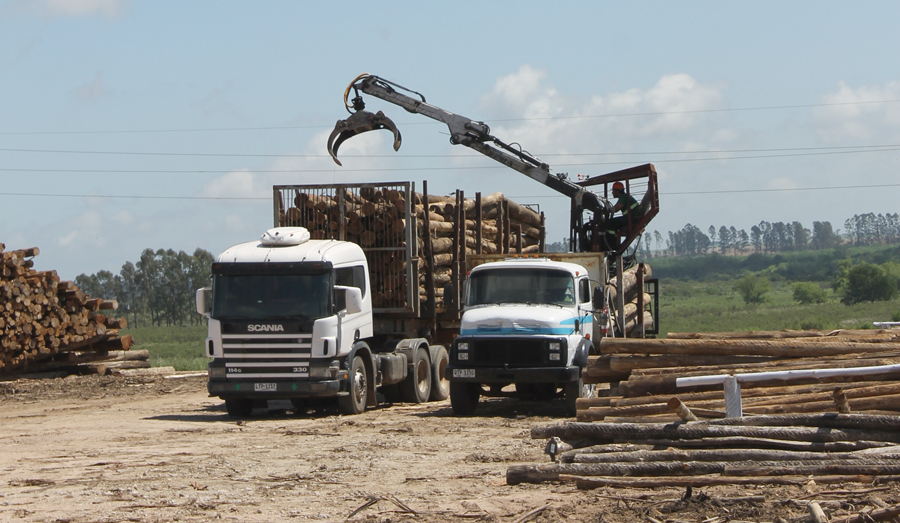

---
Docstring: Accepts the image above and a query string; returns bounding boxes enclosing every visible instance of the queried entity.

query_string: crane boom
[327,75,612,230]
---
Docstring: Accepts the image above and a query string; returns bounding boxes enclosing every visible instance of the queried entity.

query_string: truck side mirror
[335,286,364,315]
[196,287,212,316]
[592,285,604,310]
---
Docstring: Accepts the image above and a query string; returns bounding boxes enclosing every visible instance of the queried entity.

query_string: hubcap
[353,368,366,405]
[416,360,428,394]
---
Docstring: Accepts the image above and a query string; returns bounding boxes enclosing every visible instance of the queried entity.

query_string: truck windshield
[211,273,331,320]
[466,268,575,307]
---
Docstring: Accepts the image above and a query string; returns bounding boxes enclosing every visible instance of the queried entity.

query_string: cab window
[578,278,591,304]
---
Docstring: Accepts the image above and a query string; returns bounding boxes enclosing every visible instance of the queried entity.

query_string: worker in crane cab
[605,181,643,249]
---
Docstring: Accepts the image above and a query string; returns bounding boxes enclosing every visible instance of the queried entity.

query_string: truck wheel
[225,398,254,418]
[450,382,480,416]
[563,376,595,418]
[338,356,367,415]
[429,346,450,401]
[400,347,432,403]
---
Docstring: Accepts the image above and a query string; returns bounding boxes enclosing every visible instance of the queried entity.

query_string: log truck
[325,74,660,415]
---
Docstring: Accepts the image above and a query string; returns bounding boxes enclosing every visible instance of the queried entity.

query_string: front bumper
[445,364,579,384]
[208,379,341,399]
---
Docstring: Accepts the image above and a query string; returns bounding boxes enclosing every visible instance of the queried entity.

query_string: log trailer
[322,74,661,415]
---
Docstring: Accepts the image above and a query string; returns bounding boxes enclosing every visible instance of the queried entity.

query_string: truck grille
[470,338,545,367]
[222,333,312,378]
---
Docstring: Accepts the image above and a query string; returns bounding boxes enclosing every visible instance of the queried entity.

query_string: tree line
[76,248,214,328]
[643,213,898,258]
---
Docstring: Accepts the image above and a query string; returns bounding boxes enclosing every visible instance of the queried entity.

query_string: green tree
[841,263,899,305]
[791,281,827,304]
[831,258,852,294]
[733,274,771,304]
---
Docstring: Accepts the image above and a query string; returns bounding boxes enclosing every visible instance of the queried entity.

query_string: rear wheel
[563,375,595,417]
[338,356,367,415]
[450,382,480,416]
[429,346,450,401]
[400,347,432,403]
[225,398,254,418]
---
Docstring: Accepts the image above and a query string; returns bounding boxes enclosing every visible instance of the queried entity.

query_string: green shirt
[617,193,640,217]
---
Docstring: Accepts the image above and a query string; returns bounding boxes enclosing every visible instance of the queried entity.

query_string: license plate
[254,383,277,392]
[453,369,475,378]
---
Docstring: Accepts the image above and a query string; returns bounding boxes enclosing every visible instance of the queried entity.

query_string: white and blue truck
[448,253,607,417]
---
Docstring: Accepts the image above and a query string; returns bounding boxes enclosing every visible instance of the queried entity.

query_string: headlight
[458,342,469,351]
[308,367,331,378]
[208,366,227,379]
[549,353,560,361]
[549,342,561,351]
[458,352,469,361]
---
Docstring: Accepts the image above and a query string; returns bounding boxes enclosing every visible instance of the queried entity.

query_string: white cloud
[478,67,729,160]
[198,169,265,199]
[813,81,900,143]
[6,0,126,17]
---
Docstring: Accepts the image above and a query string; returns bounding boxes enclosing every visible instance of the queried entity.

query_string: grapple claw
[327,110,402,166]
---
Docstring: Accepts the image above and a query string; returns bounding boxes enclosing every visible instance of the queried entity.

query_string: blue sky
[1,1,899,280]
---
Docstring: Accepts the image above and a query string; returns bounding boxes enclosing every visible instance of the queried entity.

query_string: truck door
[577,277,593,336]
[335,265,372,346]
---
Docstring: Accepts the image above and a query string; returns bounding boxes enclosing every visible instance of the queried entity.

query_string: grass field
[121,324,208,371]
[659,278,900,334]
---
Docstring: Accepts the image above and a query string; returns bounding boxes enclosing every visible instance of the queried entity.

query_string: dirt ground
[1,373,898,523]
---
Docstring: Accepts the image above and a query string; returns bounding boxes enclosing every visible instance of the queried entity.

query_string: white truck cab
[197,227,377,417]
[447,255,604,416]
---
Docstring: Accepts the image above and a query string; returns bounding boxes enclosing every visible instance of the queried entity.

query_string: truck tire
[450,382,480,416]
[225,398,254,418]
[563,376,595,417]
[429,346,450,401]
[400,347,432,403]
[338,355,368,415]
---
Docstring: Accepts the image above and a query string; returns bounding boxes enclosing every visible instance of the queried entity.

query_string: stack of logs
[1,243,134,376]
[278,187,544,312]
[607,263,654,336]
[580,329,900,422]
[508,414,900,489]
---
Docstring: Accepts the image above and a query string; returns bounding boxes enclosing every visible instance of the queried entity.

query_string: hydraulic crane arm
[327,74,612,221]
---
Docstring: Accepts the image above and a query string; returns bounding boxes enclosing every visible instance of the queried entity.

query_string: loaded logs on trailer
[0,243,135,377]
[277,188,546,313]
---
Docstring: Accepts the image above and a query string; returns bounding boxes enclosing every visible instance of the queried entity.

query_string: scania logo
[247,324,285,332]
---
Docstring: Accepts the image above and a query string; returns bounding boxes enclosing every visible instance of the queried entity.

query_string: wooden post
[616,254,625,337]
[502,200,511,254]
[539,212,546,253]
[496,198,505,254]
[475,192,483,255]
[514,224,523,254]
[423,181,436,320]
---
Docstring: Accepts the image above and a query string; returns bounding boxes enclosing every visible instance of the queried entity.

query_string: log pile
[581,329,900,422]
[277,185,544,312]
[1,243,134,376]
[606,263,653,335]
[509,414,900,488]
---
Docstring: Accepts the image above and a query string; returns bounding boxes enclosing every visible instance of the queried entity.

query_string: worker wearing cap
[605,181,642,249]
